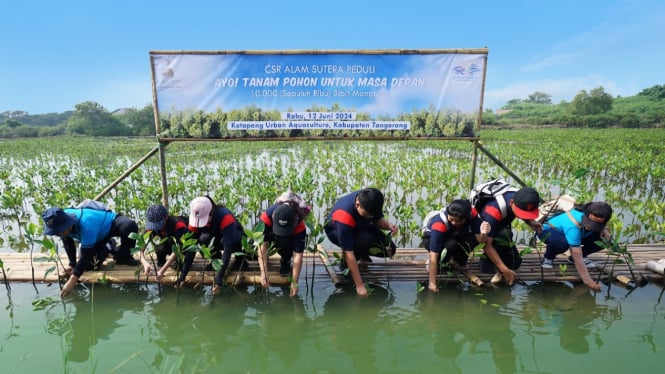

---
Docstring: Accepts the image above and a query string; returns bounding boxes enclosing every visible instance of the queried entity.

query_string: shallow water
[2,279,664,373]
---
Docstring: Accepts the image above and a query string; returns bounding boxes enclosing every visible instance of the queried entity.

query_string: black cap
[512,187,540,220]
[272,204,296,236]
[146,204,168,231]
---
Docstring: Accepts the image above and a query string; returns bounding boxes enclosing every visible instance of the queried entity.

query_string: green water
[1,280,664,373]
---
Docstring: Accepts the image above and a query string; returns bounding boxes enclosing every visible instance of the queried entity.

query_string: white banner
[150,50,487,138]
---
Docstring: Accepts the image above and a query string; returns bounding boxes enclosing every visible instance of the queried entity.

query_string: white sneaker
[425,258,430,271]
[541,258,554,269]
[567,256,597,268]
[491,272,503,284]
[583,258,597,268]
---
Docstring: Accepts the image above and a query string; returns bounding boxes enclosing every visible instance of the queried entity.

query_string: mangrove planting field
[0,128,663,255]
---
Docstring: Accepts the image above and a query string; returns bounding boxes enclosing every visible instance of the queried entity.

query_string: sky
[1,0,664,114]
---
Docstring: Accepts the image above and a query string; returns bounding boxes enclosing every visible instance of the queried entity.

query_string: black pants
[325,224,394,259]
[480,228,522,273]
[420,234,477,268]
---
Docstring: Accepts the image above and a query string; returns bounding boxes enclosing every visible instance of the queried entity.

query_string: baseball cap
[582,202,612,232]
[272,204,296,236]
[189,197,213,227]
[42,207,77,235]
[146,204,168,231]
[511,187,540,220]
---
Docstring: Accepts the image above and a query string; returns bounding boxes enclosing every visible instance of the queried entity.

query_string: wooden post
[475,142,529,188]
[317,245,342,287]
[94,146,160,201]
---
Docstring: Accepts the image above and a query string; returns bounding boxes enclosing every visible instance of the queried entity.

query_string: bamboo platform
[1,244,663,289]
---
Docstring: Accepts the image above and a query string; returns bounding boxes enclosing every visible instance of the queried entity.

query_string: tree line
[483,85,665,128]
[1,84,663,138]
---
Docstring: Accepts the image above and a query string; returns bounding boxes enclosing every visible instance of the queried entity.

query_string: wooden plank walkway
[1,244,663,289]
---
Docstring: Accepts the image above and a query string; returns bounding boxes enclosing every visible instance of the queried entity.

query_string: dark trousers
[325,224,393,259]
[178,232,246,285]
[480,228,522,273]
[420,234,477,267]
[107,215,138,260]
[539,229,603,260]
[273,235,295,264]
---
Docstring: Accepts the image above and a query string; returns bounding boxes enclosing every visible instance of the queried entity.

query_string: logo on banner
[452,62,482,81]
[154,57,181,90]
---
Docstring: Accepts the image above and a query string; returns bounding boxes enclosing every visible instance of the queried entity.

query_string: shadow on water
[2,280,665,373]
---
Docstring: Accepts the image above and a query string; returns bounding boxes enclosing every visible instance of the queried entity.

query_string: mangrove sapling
[129,231,161,287]
[34,235,62,289]
[597,232,642,287]
[305,220,325,294]
[237,224,264,288]
[177,232,201,288]
[0,256,9,292]
[24,222,41,293]
[198,243,214,291]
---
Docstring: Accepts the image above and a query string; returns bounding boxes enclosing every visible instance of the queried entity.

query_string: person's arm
[570,246,601,291]
[62,236,77,274]
[258,241,270,289]
[344,250,367,296]
[483,237,518,285]
[155,252,177,281]
[61,274,79,297]
[290,252,304,297]
[214,243,234,286]
[525,219,543,234]
[375,217,398,235]
[475,221,491,243]
[139,245,153,275]
[428,251,440,292]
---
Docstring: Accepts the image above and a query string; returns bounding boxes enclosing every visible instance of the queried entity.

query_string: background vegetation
[1,84,663,138]
[0,128,663,254]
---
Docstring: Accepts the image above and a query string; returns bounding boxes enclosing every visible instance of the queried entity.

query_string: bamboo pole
[158,141,170,207]
[94,146,160,201]
[317,245,342,287]
[150,48,489,56]
[475,142,529,188]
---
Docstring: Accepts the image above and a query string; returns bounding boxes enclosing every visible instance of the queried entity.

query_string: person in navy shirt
[41,206,139,296]
[187,196,247,293]
[421,199,490,292]
[258,191,310,297]
[139,203,191,280]
[474,187,542,285]
[325,188,398,297]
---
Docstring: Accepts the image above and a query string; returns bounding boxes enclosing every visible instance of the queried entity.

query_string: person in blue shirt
[41,206,139,296]
[537,201,612,291]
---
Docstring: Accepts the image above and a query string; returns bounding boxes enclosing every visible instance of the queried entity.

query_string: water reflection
[13,281,664,372]
[521,282,620,355]
[316,283,395,372]
[417,286,517,373]
[145,286,251,372]
[245,287,310,371]
[64,285,145,364]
